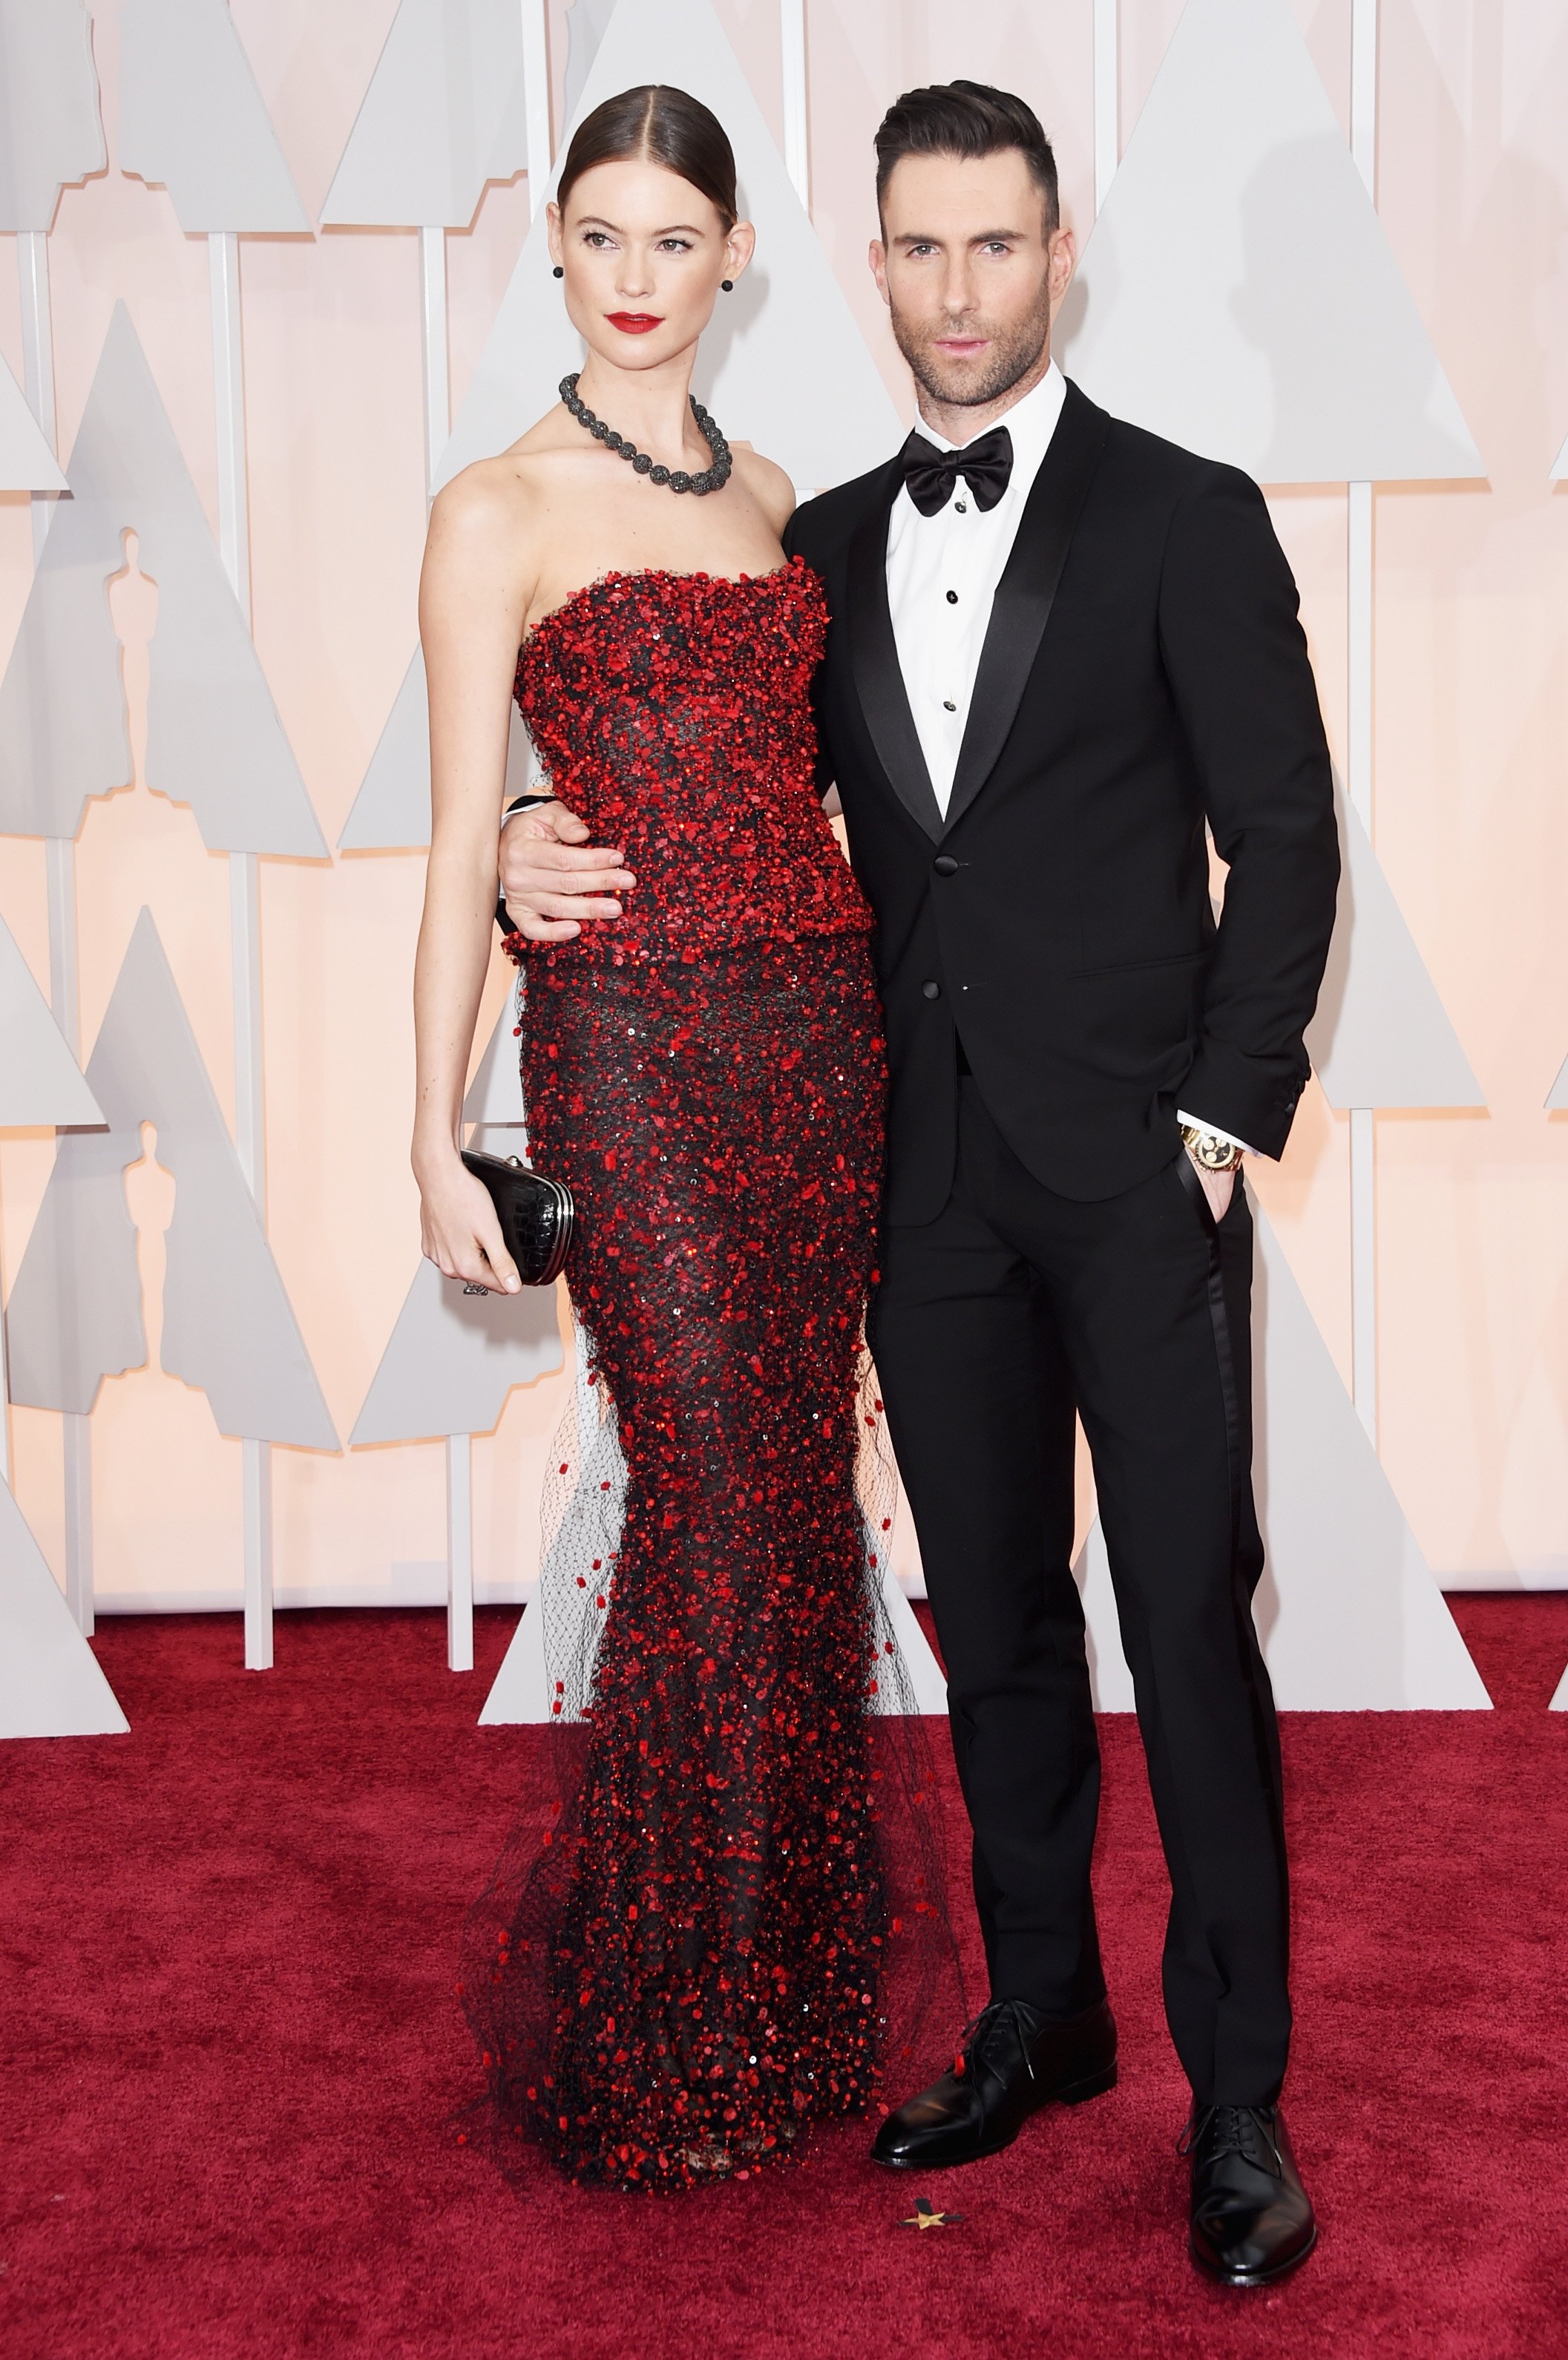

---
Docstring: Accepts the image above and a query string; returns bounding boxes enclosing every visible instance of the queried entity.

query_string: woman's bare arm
[411,465,535,1291]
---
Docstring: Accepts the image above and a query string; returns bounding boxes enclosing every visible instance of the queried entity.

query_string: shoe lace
[957,1998,1039,2083]
[1178,2104,1282,2175]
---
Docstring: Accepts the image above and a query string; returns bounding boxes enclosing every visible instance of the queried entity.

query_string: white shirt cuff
[1177,1110,1255,1157]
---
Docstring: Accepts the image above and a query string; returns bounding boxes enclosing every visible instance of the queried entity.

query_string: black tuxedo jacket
[783,379,1339,1222]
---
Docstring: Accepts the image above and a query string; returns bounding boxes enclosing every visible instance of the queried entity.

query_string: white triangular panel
[1546,1055,1568,1112]
[0,0,105,232]
[1072,1201,1489,1709]
[117,0,309,232]
[350,1256,562,1445]
[4,1126,146,1408]
[562,0,615,119]
[0,306,324,852]
[462,992,525,1126]
[1070,1519,1137,1711]
[338,649,433,848]
[477,1581,548,1720]
[0,1478,128,1739]
[435,0,902,491]
[1067,0,1483,484]
[321,0,531,229]
[0,912,103,1126]
[1307,792,1483,1110]
[1551,1659,1568,1711]
[337,642,534,848]
[7,911,338,1447]
[0,354,68,491]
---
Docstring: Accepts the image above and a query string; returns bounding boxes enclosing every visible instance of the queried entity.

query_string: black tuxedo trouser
[868,1075,1291,2107]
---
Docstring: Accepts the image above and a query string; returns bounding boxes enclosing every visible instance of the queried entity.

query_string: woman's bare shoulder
[433,406,608,530]
[429,455,525,537]
[729,442,796,534]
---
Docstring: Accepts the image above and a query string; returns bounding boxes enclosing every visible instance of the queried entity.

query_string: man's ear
[1049,224,1077,307]
[868,237,890,307]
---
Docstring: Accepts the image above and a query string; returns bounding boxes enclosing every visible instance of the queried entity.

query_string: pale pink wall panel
[447,181,534,426]
[1357,1,1568,1579]
[1,0,1567,1601]
[232,0,404,222]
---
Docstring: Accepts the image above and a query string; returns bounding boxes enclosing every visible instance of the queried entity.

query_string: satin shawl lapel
[941,384,1112,836]
[844,462,944,844]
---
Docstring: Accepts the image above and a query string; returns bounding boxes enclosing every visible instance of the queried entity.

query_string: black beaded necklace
[559,371,732,496]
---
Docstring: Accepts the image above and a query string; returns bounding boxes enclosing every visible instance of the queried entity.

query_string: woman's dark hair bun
[555,84,738,232]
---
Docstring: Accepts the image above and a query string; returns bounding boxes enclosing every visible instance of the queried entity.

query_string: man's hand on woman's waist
[498,800,633,942]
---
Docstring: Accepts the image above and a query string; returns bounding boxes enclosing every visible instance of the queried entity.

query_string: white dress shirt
[882,360,1249,1156]
[885,361,1068,821]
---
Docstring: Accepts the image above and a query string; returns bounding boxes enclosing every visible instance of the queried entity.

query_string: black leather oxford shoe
[871,1995,1117,2170]
[1184,2104,1317,2287]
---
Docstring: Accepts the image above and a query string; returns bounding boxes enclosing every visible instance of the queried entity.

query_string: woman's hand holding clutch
[416,1148,523,1296]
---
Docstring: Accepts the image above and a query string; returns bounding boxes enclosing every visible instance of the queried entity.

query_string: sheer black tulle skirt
[459,937,954,2190]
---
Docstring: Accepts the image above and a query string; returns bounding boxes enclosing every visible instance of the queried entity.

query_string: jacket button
[922,980,941,1000]
[933,855,959,876]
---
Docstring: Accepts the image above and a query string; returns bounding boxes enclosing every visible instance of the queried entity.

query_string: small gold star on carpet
[900,2194,963,2230]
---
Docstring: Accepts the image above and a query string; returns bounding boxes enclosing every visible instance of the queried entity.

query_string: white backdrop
[2,0,1566,1731]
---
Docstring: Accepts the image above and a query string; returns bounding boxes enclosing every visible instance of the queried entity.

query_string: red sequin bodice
[512,560,870,963]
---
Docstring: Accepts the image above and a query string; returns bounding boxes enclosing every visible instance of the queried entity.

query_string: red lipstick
[607,312,663,334]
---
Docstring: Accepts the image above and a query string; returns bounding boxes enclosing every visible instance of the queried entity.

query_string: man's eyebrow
[893,227,1029,246]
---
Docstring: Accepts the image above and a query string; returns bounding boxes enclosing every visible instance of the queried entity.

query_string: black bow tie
[900,424,1014,517]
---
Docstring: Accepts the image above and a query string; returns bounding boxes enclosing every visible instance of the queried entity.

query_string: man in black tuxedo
[499,82,1337,2287]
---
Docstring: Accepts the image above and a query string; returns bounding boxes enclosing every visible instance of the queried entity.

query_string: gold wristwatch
[1180,1123,1243,1173]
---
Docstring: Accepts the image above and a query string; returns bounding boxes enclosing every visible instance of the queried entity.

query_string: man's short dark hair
[874,80,1060,232]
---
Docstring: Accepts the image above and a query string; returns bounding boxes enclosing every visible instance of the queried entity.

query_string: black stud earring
[721,278,734,292]
[552,264,564,279]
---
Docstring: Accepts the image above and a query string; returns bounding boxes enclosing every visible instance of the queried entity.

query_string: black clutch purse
[460,1147,574,1288]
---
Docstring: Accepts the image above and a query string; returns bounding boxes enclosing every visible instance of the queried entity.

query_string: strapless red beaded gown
[460,563,934,2192]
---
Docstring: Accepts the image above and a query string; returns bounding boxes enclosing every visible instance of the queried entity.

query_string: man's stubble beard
[890,283,1054,412]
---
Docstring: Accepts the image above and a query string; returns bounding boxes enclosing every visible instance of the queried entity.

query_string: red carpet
[3,1595,1566,2360]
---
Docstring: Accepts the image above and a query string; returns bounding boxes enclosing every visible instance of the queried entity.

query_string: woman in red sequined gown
[412,91,919,2190]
